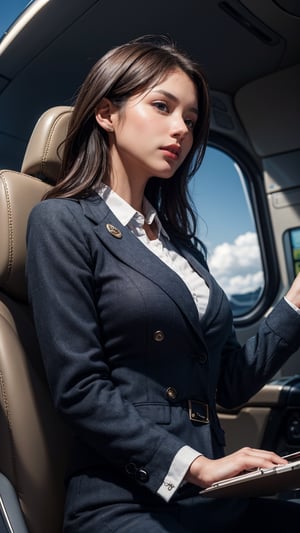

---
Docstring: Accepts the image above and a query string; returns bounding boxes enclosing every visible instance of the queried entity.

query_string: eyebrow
[151,89,198,116]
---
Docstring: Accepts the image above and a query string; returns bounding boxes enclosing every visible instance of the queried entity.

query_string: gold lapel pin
[106,223,123,239]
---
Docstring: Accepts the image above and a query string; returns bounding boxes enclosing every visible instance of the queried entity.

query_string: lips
[160,144,181,159]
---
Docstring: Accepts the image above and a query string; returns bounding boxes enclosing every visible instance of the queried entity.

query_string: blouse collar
[98,182,168,239]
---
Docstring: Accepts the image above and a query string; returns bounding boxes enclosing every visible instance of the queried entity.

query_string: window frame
[200,132,280,326]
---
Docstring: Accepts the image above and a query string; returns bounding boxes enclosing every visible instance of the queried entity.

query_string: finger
[237,453,287,473]
[235,447,287,464]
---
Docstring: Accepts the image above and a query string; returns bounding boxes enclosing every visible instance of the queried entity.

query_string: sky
[189,147,263,297]
[0,0,32,37]
[0,1,263,301]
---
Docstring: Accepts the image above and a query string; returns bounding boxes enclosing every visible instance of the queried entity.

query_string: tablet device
[199,451,300,498]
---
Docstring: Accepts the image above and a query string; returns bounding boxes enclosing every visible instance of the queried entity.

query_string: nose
[171,114,190,141]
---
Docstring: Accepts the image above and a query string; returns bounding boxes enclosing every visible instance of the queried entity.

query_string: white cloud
[208,232,264,295]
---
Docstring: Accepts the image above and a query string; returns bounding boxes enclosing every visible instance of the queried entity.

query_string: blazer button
[136,468,149,483]
[153,330,165,342]
[125,462,137,476]
[198,353,207,364]
[166,386,178,401]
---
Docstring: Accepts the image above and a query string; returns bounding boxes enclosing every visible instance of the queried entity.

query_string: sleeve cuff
[156,445,201,502]
[284,296,300,314]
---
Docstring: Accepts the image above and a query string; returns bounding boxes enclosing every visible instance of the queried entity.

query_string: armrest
[0,473,28,533]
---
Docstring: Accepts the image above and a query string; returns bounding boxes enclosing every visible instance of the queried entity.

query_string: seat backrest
[0,106,72,533]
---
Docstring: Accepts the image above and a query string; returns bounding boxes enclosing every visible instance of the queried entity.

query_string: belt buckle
[188,400,209,424]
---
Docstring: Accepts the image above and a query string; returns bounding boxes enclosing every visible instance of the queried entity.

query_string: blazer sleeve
[26,199,186,495]
[216,298,300,409]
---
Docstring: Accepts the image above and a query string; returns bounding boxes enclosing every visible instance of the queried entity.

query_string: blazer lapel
[80,195,208,348]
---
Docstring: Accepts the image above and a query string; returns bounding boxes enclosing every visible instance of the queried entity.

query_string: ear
[95,98,116,132]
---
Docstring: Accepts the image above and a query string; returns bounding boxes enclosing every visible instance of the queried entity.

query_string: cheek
[120,110,154,139]
[134,111,159,133]
[130,104,166,134]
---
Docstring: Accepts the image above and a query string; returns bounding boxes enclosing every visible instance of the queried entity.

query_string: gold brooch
[106,223,122,239]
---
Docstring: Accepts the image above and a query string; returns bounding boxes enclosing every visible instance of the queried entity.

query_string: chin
[155,168,177,180]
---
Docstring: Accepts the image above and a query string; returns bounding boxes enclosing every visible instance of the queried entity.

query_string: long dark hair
[45,35,210,253]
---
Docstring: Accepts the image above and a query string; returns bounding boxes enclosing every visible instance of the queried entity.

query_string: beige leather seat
[0,107,72,533]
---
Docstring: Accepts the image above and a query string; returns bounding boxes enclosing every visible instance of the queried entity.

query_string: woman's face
[107,68,199,185]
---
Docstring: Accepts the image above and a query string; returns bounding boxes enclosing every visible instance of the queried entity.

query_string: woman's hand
[286,273,300,309]
[184,447,288,488]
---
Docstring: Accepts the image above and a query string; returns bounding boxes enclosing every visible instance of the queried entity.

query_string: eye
[185,118,195,130]
[152,101,169,113]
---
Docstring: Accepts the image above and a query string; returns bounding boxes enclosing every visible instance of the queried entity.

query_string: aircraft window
[189,146,264,317]
[283,227,300,283]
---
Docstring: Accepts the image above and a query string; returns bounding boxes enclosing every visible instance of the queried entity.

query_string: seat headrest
[0,106,72,302]
[21,106,72,184]
[0,171,50,302]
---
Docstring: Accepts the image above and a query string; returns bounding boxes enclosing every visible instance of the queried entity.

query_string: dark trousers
[64,489,300,532]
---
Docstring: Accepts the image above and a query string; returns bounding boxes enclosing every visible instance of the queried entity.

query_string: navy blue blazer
[26,193,300,504]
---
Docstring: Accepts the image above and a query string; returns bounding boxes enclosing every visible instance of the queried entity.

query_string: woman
[26,35,300,532]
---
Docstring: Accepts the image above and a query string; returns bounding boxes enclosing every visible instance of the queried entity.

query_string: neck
[104,176,147,214]
[105,146,150,212]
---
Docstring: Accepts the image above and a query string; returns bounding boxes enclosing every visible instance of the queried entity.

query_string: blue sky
[0,0,31,37]
[189,147,263,297]
[190,147,255,250]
